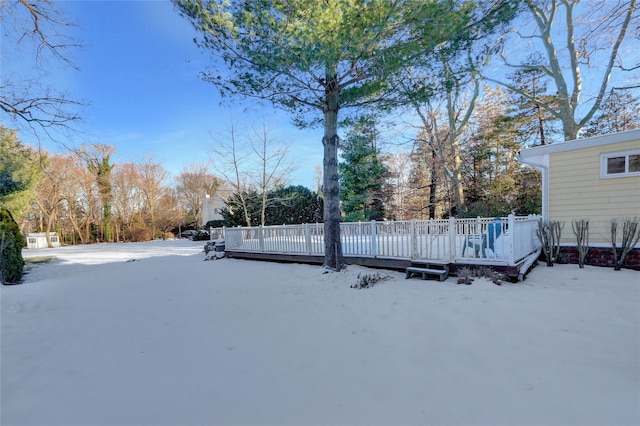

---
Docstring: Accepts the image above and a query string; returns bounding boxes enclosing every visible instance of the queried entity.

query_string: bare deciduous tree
[486,0,638,140]
[1,0,82,139]
[137,157,170,239]
[155,190,183,239]
[175,163,219,229]
[209,117,253,227]
[210,115,298,227]
[249,121,298,226]
[58,154,96,244]
[404,49,481,216]
[111,163,143,242]
[34,154,72,247]
[383,151,412,220]
[411,90,477,217]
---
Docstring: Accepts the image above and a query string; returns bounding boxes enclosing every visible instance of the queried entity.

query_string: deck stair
[405,261,450,281]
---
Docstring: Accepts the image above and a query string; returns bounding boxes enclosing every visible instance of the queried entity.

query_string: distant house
[517,128,640,268]
[202,192,226,225]
[26,232,61,249]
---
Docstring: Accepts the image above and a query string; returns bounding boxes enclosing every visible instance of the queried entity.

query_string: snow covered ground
[2,239,639,426]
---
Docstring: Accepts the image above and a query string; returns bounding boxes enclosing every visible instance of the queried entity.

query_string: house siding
[202,193,226,224]
[548,139,640,244]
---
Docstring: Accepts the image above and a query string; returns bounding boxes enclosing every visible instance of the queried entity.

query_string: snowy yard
[2,240,639,426]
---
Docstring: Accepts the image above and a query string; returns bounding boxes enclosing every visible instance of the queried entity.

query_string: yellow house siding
[548,140,640,244]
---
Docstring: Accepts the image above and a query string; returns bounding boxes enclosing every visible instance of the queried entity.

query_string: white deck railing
[219,214,541,266]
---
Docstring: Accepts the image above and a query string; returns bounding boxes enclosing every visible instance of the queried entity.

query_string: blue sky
[7,1,638,188]
[30,0,323,187]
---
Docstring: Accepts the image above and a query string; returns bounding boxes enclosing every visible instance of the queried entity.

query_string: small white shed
[26,232,61,249]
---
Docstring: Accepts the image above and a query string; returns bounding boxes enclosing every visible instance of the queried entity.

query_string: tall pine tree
[339,118,390,222]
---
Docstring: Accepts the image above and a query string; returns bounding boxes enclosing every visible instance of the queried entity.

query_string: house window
[50,236,58,243]
[601,150,640,178]
[28,237,37,244]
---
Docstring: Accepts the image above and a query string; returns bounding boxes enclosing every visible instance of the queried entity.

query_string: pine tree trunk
[322,71,343,271]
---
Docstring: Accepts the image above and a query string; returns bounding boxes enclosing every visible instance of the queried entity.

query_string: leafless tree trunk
[485,0,637,140]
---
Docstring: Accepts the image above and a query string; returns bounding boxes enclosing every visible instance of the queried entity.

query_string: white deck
[219,215,542,267]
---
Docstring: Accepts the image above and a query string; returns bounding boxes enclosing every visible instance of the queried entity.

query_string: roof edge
[518,128,640,159]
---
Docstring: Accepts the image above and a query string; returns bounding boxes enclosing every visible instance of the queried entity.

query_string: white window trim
[600,149,640,179]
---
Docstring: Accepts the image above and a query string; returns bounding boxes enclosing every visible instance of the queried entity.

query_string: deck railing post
[304,223,312,254]
[508,214,515,265]
[410,219,416,260]
[533,214,541,250]
[258,225,265,252]
[449,217,456,262]
[477,216,483,256]
[370,220,378,258]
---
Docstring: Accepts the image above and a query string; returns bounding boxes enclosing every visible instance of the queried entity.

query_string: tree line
[0,130,221,246]
[339,87,639,223]
[2,0,638,276]
[1,77,637,247]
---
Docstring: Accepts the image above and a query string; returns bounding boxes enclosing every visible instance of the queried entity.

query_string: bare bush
[536,219,564,266]
[351,272,391,289]
[456,266,503,286]
[457,267,474,285]
[610,217,640,271]
[571,219,589,268]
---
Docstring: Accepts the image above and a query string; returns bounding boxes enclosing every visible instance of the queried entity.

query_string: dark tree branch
[1,0,83,139]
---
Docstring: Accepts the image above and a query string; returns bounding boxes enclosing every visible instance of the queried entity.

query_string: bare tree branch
[1,0,83,139]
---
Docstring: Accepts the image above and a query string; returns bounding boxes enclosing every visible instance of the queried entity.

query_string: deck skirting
[224,249,540,281]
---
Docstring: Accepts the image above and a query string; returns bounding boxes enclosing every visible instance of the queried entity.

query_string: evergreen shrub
[0,208,25,284]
